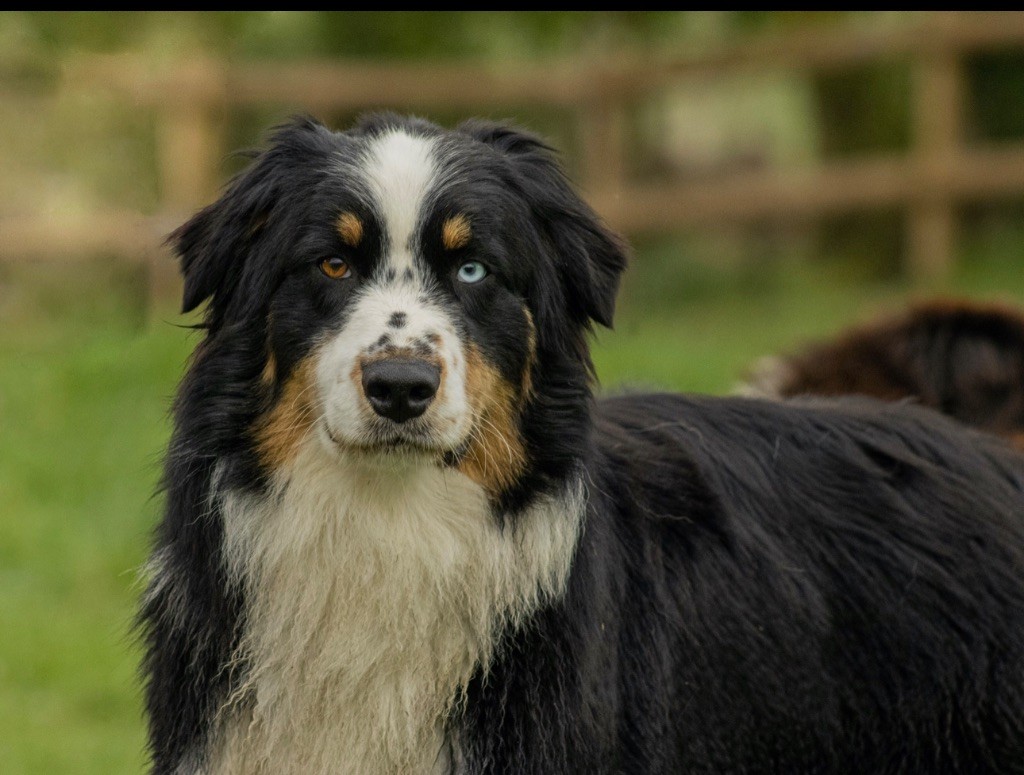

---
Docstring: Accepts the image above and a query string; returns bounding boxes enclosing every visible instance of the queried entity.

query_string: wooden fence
[5,11,1024,302]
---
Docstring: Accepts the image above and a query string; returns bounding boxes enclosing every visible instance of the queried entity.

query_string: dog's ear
[461,120,628,328]
[171,159,277,317]
[170,116,328,318]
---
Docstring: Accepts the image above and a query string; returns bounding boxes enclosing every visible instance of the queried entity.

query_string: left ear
[460,120,629,328]
[170,115,335,325]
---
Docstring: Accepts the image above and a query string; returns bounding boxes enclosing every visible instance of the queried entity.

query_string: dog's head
[172,113,627,505]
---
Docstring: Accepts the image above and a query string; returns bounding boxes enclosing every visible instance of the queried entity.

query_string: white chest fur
[203,439,582,775]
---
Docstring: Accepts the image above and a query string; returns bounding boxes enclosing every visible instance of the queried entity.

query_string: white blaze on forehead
[361,129,439,272]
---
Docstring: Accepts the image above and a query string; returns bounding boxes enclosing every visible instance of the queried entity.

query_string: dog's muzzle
[362,359,441,423]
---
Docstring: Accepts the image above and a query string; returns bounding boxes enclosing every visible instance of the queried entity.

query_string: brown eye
[319,257,352,279]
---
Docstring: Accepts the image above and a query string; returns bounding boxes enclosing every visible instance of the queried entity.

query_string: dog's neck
[205,436,583,775]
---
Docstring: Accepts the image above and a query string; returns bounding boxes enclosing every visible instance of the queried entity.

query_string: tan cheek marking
[255,356,319,470]
[521,308,537,402]
[441,214,471,251]
[457,345,527,496]
[261,352,277,385]
[336,211,363,247]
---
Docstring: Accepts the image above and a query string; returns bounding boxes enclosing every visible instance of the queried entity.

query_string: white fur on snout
[316,281,470,450]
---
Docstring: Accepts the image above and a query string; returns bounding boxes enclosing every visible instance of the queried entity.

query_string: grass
[0,262,193,774]
[2,231,1023,773]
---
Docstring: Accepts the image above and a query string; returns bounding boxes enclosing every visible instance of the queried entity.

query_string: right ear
[169,116,328,317]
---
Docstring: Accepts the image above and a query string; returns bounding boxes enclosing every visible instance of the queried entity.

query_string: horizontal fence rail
[4,11,1024,301]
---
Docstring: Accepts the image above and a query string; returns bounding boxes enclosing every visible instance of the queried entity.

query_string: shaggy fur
[141,113,1024,774]
[741,299,1024,444]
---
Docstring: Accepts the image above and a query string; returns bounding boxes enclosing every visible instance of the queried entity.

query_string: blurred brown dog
[741,299,1024,446]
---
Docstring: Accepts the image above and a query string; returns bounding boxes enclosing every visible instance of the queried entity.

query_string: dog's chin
[320,420,455,468]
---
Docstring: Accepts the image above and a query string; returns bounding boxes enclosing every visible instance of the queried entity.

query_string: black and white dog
[141,113,1024,774]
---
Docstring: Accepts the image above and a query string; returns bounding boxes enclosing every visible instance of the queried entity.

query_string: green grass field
[2,232,1023,773]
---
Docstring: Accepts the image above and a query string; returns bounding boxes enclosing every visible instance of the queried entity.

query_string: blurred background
[3,11,1024,773]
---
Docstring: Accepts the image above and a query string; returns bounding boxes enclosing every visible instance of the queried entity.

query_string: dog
[140,113,1024,774]
[741,299,1024,445]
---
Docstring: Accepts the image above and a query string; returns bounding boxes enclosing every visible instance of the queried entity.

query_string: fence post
[149,58,227,307]
[579,66,628,207]
[907,13,964,283]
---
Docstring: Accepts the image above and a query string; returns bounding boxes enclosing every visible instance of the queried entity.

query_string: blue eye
[456,261,488,284]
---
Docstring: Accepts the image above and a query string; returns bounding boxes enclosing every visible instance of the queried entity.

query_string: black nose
[361,359,441,423]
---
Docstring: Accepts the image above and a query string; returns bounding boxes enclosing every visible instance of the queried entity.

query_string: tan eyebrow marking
[441,214,471,251]
[336,211,363,247]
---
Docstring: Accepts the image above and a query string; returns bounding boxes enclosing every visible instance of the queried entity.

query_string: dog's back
[533,392,1024,772]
